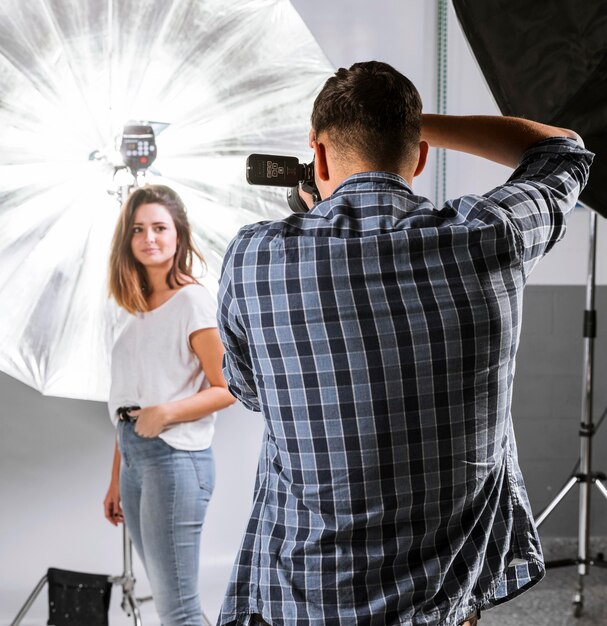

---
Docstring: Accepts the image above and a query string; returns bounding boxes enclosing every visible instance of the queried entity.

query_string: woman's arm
[103,438,124,525]
[133,327,236,438]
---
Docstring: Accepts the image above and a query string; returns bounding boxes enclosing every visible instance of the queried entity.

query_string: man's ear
[413,140,429,178]
[309,128,330,182]
[313,141,330,182]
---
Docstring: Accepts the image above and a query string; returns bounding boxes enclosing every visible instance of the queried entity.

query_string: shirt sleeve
[184,285,218,340]
[481,137,594,278]
[217,236,261,412]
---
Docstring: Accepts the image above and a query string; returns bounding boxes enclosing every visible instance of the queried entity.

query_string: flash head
[246,154,305,187]
[246,153,319,212]
[120,124,157,173]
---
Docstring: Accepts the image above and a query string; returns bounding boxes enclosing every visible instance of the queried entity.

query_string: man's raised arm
[421,114,583,168]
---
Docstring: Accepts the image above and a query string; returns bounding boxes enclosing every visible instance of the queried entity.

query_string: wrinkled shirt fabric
[217,138,593,626]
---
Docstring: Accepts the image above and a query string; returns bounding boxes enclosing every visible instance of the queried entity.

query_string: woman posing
[103,184,235,625]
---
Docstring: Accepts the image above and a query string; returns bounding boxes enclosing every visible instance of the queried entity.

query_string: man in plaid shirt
[217,62,592,625]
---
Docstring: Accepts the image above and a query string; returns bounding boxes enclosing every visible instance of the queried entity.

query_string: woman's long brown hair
[108,185,205,314]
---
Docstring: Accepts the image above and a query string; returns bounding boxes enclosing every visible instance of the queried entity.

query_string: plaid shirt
[217,138,592,626]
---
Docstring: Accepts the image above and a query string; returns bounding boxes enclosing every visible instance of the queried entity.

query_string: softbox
[452,0,607,216]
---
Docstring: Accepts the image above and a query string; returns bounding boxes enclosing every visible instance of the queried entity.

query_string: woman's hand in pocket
[132,404,170,438]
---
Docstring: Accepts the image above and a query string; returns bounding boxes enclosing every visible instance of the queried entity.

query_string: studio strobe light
[120,125,157,174]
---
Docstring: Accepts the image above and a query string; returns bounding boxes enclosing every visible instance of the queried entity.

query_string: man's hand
[298,186,315,210]
[132,405,171,438]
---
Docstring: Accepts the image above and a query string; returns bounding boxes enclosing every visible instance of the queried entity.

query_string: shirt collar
[332,171,413,195]
[309,171,413,218]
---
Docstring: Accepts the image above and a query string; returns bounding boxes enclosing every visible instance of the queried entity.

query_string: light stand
[108,525,153,625]
[110,145,212,626]
[534,206,607,617]
[12,124,212,626]
[9,162,153,626]
[109,525,212,626]
[109,162,154,626]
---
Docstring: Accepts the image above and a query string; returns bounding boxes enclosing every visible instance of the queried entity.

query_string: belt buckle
[117,405,140,422]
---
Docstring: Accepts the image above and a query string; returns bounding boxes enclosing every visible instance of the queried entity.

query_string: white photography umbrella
[0,0,332,401]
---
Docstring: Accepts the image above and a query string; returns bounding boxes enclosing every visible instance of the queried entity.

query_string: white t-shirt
[108,284,218,451]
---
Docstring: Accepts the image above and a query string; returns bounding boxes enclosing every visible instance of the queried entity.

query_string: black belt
[116,405,140,422]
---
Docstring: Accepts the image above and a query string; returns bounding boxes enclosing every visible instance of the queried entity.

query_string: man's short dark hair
[311,61,423,170]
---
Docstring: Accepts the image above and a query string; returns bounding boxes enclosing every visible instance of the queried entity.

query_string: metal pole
[535,475,578,527]
[9,575,48,626]
[574,209,598,607]
[529,206,607,616]
[121,525,143,626]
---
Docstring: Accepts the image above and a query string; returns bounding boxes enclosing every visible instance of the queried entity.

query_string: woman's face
[130,203,178,271]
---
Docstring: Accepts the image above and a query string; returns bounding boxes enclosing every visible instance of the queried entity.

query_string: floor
[480,538,607,626]
[6,540,607,626]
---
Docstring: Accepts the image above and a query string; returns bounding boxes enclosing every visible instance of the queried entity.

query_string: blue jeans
[118,421,215,626]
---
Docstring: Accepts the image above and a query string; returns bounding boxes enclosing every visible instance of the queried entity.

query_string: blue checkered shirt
[217,138,592,626]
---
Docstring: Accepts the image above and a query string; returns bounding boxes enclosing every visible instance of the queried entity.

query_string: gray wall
[513,287,607,535]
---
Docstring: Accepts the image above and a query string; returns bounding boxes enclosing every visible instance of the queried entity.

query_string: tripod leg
[124,590,143,626]
[202,611,213,626]
[9,575,47,626]
[594,477,607,502]
[534,475,578,527]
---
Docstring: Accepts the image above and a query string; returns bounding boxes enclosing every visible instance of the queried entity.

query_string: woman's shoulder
[177,283,218,320]
[179,282,215,305]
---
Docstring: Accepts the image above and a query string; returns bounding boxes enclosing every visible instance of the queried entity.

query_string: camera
[246,153,320,212]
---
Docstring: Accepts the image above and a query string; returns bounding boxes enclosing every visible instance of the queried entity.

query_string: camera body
[246,153,319,212]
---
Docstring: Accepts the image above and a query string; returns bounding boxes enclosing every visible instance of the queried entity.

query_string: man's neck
[323,159,415,198]
[310,131,424,199]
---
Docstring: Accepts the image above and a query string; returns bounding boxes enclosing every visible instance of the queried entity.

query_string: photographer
[217,61,592,625]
